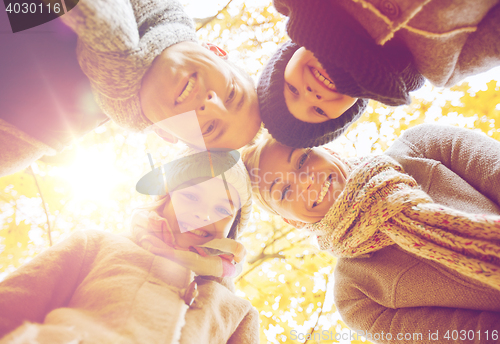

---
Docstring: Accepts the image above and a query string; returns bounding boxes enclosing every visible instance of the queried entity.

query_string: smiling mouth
[176,74,196,104]
[310,67,336,91]
[180,222,210,237]
[313,174,332,207]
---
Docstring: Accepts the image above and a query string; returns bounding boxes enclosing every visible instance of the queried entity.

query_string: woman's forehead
[260,142,296,173]
[258,143,294,195]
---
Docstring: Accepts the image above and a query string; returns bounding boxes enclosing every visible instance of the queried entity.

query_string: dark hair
[227,208,242,240]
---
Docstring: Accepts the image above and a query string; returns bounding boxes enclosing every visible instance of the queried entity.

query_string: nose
[304,85,323,102]
[193,210,225,238]
[298,171,314,193]
[297,172,319,208]
[194,212,211,222]
[197,90,227,118]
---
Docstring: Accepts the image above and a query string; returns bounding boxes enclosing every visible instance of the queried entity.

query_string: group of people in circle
[0,0,499,343]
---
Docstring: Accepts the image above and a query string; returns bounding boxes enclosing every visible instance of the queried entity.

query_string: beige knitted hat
[63,0,198,132]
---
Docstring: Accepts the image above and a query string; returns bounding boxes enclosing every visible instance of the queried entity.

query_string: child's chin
[181,232,211,247]
[311,199,336,217]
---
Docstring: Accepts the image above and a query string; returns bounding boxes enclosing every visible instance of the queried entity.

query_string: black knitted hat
[258,41,369,148]
[278,0,425,106]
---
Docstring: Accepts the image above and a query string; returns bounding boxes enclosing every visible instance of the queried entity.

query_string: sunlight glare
[54,147,125,203]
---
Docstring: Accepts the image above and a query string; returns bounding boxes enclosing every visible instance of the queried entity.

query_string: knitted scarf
[131,210,246,278]
[307,155,500,291]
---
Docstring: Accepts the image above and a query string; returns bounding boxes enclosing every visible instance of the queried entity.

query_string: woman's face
[283,47,358,123]
[257,141,349,223]
[161,177,241,248]
[140,42,262,150]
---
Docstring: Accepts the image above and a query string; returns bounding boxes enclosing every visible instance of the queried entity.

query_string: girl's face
[283,47,358,123]
[257,142,349,223]
[161,177,241,249]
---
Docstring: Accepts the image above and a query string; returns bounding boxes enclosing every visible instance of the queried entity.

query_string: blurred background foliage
[1,0,500,343]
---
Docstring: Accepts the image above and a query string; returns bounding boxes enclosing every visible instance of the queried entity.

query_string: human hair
[221,57,265,147]
[225,58,255,88]
[240,131,280,216]
[244,123,264,146]
[140,195,242,240]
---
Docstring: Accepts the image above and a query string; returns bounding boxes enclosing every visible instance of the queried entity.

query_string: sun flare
[53,147,126,203]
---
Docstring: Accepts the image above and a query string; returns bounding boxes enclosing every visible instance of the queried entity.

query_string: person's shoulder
[389,123,464,156]
[335,246,418,278]
[396,124,497,154]
[399,123,462,140]
[62,230,131,249]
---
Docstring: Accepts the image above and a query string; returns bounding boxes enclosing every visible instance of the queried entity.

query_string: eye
[281,185,291,201]
[182,193,197,201]
[314,107,327,116]
[226,82,236,103]
[202,121,216,136]
[216,206,232,216]
[297,148,312,169]
[286,82,299,95]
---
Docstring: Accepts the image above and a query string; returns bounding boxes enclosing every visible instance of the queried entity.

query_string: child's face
[257,141,349,223]
[283,47,358,123]
[140,42,262,150]
[160,177,241,249]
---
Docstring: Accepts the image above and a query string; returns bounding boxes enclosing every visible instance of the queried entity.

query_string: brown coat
[334,124,500,343]
[0,231,259,344]
[335,0,500,87]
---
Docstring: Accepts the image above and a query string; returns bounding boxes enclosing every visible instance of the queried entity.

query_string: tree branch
[261,226,295,252]
[239,228,309,281]
[29,166,52,246]
[0,194,41,226]
[116,132,129,161]
[304,273,331,344]
[195,0,235,32]
[236,252,281,283]
[247,251,281,265]
[49,198,71,238]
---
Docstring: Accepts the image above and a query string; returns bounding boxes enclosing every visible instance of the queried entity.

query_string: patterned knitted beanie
[64,0,198,132]
[258,41,369,148]
[276,0,425,106]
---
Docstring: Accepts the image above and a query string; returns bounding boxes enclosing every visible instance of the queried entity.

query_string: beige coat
[335,0,500,87]
[0,231,259,344]
[334,124,500,343]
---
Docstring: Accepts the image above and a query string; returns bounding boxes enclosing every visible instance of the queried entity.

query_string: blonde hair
[240,131,280,216]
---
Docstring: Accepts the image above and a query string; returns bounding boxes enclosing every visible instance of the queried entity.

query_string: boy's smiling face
[161,177,241,249]
[257,141,349,224]
[140,42,262,150]
[283,47,358,123]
